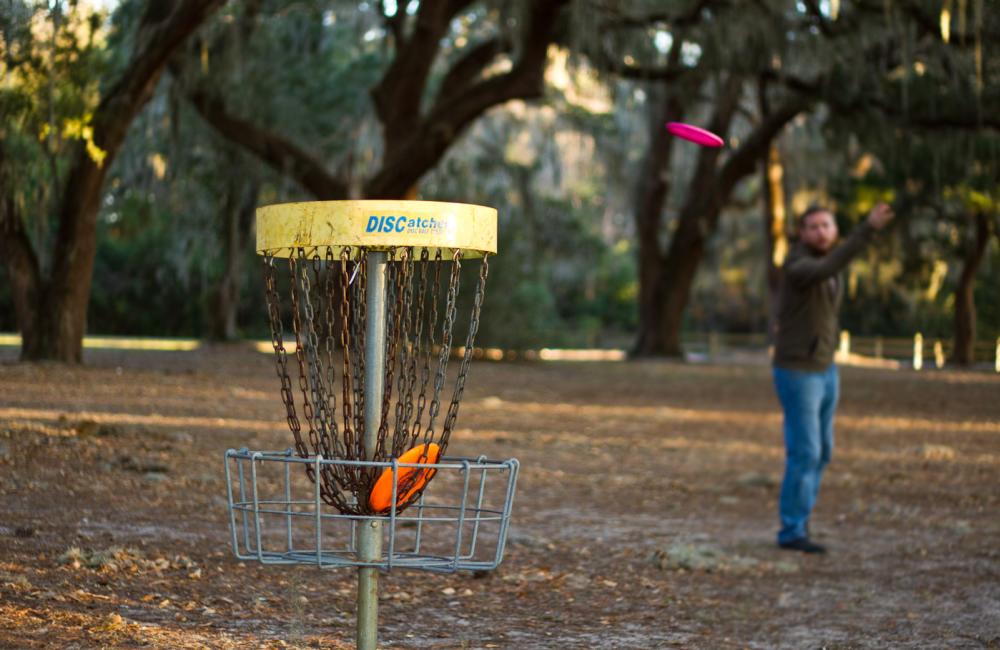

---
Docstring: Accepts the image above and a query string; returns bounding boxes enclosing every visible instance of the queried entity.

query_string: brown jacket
[773,221,875,371]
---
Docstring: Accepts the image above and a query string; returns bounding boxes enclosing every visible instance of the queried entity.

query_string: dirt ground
[1,344,998,649]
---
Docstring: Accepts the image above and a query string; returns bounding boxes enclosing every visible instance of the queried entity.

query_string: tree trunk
[952,211,991,365]
[40,144,110,362]
[634,76,742,357]
[208,176,259,341]
[631,85,682,356]
[656,184,722,357]
[0,169,44,360]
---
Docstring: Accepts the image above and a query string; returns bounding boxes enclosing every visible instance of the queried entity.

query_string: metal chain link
[322,247,340,441]
[423,249,463,445]
[303,251,352,507]
[379,248,414,460]
[375,248,399,461]
[338,248,360,471]
[350,250,367,446]
[398,249,466,504]
[442,253,490,445]
[263,253,309,464]
[263,244,490,516]
[300,252,334,460]
[409,249,444,448]
[289,253,320,456]
[290,252,351,510]
[393,248,422,456]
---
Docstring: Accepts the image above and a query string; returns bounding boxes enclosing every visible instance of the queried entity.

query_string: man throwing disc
[773,203,894,553]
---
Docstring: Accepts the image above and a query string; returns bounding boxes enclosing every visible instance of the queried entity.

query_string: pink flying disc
[666,122,724,148]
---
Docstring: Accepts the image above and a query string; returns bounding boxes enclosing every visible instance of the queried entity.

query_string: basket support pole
[358,251,387,650]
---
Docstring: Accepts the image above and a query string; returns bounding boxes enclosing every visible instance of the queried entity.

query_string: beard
[809,238,835,253]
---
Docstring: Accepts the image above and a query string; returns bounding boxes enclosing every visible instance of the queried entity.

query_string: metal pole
[358,251,386,650]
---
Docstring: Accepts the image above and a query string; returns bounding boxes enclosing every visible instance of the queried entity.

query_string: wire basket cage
[225,448,519,573]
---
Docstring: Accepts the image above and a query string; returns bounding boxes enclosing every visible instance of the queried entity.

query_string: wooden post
[913,333,924,371]
[838,329,850,361]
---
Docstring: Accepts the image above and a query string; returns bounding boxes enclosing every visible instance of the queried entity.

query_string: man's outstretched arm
[785,203,894,287]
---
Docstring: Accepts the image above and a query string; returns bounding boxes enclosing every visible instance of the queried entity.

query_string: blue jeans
[773,365,839,544]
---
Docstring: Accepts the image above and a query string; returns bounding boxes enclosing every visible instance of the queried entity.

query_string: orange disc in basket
[369,443,441,512]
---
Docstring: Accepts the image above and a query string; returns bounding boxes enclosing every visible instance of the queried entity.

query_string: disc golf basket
[223,200,518,649]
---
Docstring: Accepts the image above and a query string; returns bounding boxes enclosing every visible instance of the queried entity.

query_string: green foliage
[0,1,112,252]
[2,0,999,354]
[211,1,386,163]
[89,192,199,336]
[825,113,1000,339]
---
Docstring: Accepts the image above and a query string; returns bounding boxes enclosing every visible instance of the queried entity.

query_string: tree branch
[718,97,809,200]
[690,74,745,199]
[87,0,228,166]
[370,0,477,140]
[430,0,573,121]
[171,0,348,198]
[186,87,347,199]
[762,69,1000,132]
[437,36,509,104]
[595,0,714,30]
[366,0,571,198]
[585,0,715,80]
[0,146,43,338]
[378,0,407,46]
[800,0,837,37]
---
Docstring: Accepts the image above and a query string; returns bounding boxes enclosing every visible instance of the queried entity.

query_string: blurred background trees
[1,0,997,363]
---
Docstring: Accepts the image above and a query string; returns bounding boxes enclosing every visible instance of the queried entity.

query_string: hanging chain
[375,249,398,461]
[423,249,463,445]
[262,244,489,515]
[442,253,490,445]
[350,250,367,446]
[300,252,336,462]
[263,253,309,465]
[379,248,414,460]
[339,248,359,464]
[322,247,340,442]
[411,250,443,447]
[403,248,430,449]
[394,248,422,456]
[289,253,321,456]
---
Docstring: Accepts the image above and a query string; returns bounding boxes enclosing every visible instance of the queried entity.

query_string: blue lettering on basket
[366,215,448,234]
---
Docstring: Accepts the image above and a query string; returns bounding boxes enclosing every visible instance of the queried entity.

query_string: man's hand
[867,203,895,230]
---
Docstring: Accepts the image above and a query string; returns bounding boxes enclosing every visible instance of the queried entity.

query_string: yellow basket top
[256,200,497,258]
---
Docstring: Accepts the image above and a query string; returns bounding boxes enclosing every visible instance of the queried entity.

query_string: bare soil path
[1,345,998,648]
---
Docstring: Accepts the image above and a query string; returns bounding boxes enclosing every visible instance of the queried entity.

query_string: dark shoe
[778,537,827,554]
